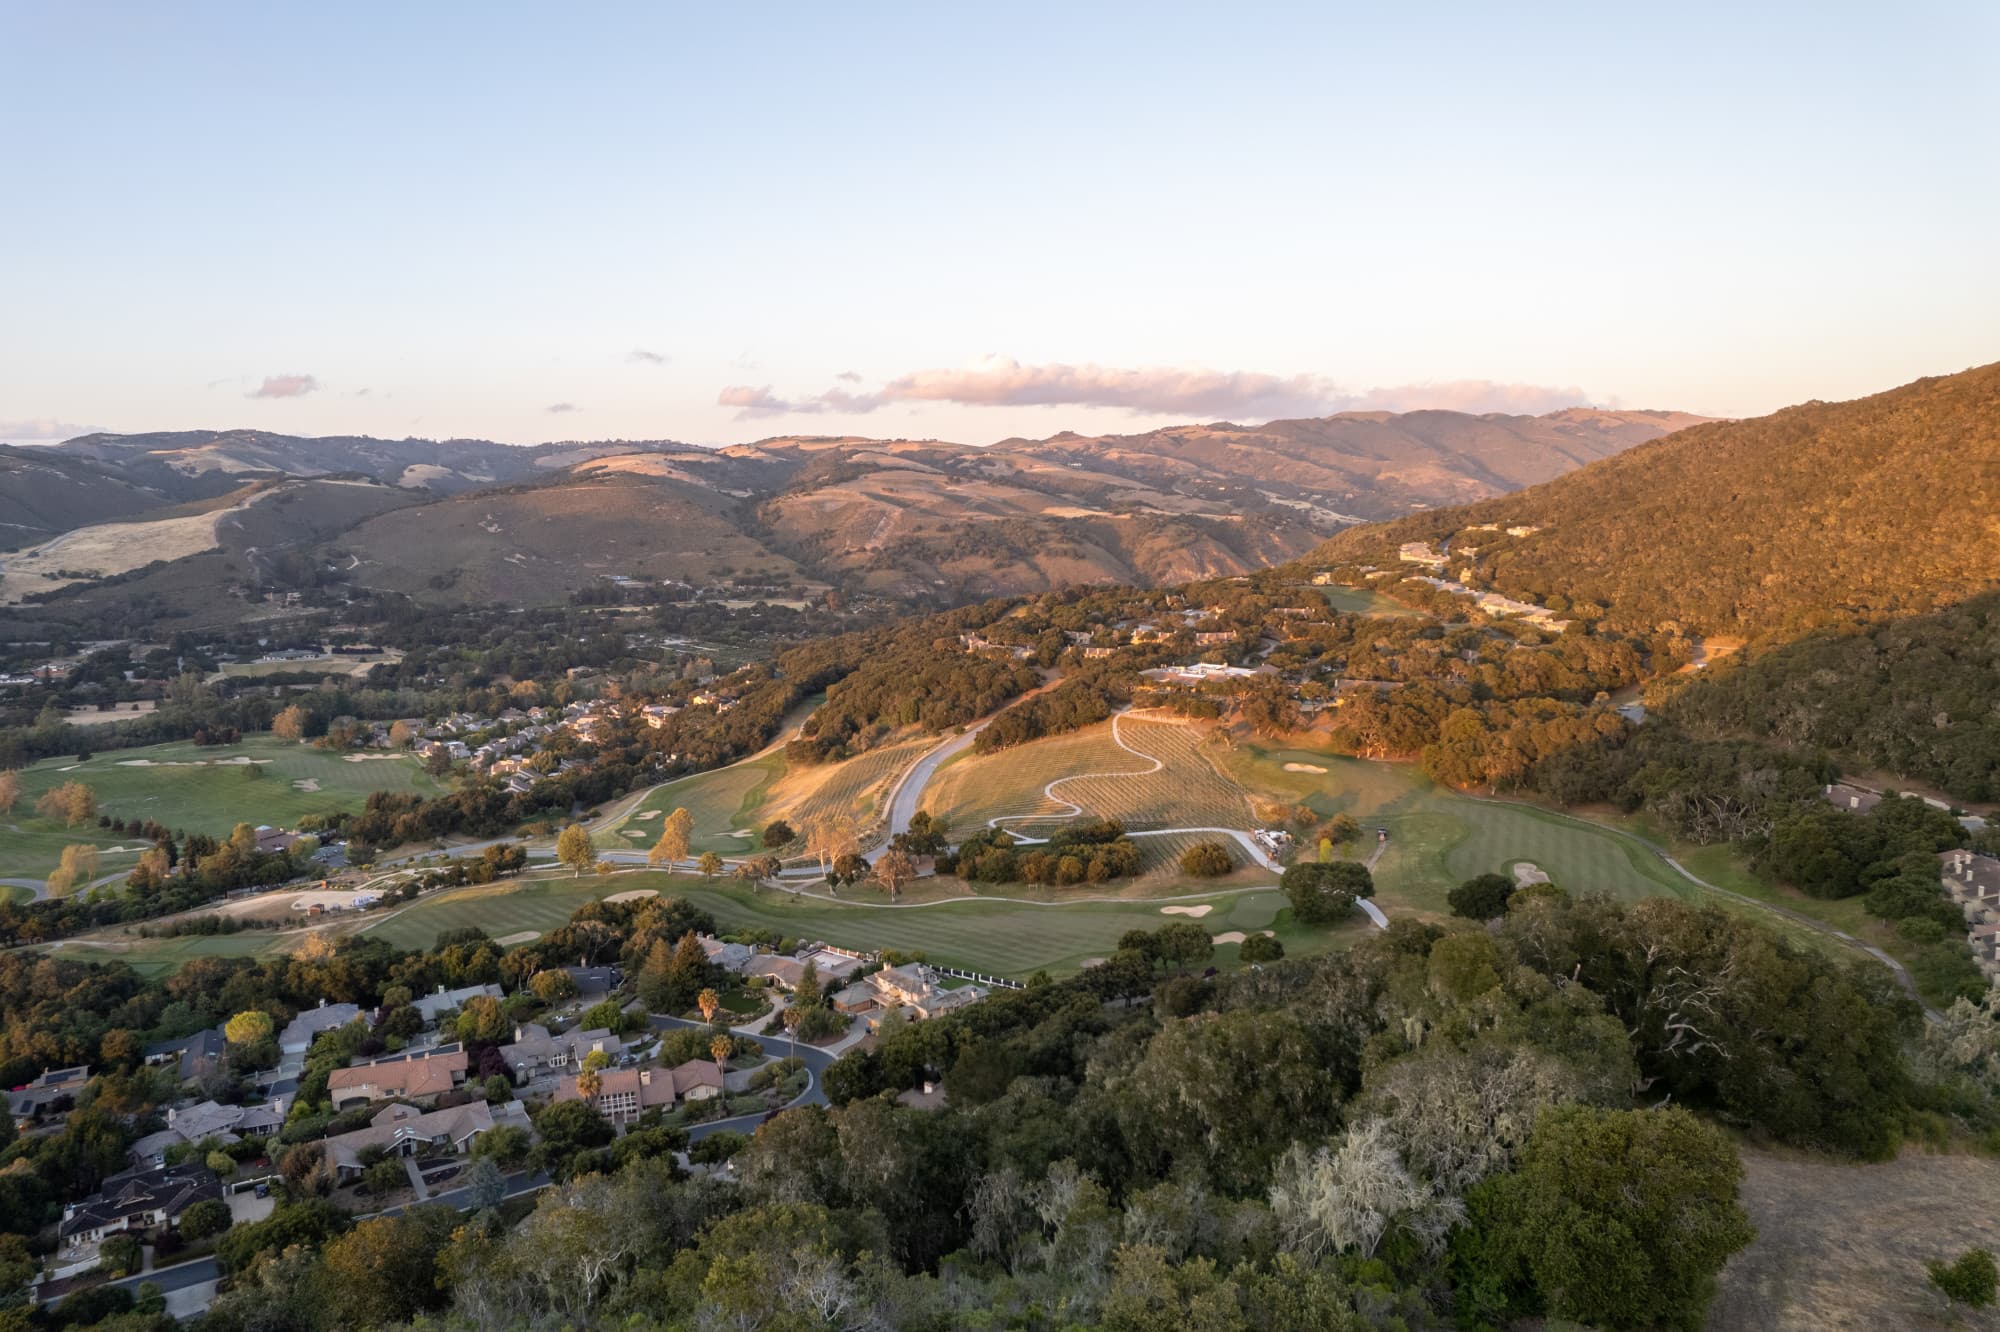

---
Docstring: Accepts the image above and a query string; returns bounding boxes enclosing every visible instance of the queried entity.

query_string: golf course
[2,734,449,886]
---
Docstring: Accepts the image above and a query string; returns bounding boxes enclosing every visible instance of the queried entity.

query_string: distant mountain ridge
[1,405,1698,627]
[1310,362,2000,638]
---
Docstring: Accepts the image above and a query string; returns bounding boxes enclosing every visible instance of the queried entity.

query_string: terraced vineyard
[924,713,1251,834]
[757,735,936,847]
[1048,715,1251,829]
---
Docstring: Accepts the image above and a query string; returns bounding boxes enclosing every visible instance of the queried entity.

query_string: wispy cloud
[627,348,668,365]
[247,373,320,399]
[720,356,1592,422]
[545,402,579,414]
[0,417,102,443]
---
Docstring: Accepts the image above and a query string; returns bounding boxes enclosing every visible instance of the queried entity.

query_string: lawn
[2,734,448,883]
[357,869,1321,979]
[1214,742,1692,915]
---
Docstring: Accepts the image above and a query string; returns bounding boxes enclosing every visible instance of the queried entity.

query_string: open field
[925,714,1251,833]
[0,501,252,603]
[1214,742,1693,915]
[354,870,1331,978]
[217,651,401,681]
[2,734,448,883]
[1709,1146,2000,1331]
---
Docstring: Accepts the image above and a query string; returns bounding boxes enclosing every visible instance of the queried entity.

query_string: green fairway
[45,928,296,979]
[610,753,787,853]
[1217,743,1693,914]
[1315,584,1422,616]
[359,870,1315,978]
[2,734,448,883]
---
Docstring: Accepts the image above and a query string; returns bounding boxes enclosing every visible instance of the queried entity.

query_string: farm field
[357,869,1324,978]
[925,714,1251,834]
[752,734,935,847]
[1214,742,1693,915]
[2,734,449,884]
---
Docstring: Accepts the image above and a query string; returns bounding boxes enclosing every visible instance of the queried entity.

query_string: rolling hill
[0,404,1694,624]
[1311,362,2000,638]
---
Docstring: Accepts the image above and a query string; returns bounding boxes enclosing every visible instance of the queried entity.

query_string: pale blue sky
[2,2,1994,446]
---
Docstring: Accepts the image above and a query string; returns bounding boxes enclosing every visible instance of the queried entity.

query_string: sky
[1,2,1995,448]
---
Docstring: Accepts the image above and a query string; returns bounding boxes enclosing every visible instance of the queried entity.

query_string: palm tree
[710,1033,732,1079]
[698,988,720,1026]
[782,1005,802,1060]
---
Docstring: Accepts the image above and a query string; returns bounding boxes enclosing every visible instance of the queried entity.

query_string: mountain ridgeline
[1311,361,2000,640]
[0,406,1695,630]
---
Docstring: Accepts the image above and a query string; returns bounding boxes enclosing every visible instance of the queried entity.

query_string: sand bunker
[1212,929,1275,945]
[118,756,268,767]
[633,810,660,821]
[1077,957,1106,969]
[493,931,542,946]
[1160,904,1213,918]
[605,889,659,903]
[341,753,406,762]
[1512,862,1551,887]
[623,830,647,839]
[293,778,320,792]
[1283,762,1328,774]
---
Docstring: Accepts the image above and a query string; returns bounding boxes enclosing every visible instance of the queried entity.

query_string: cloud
[834,370,863,383]
[720,356,1592,422]
[247,374,320,399]
[0,417,103,443]
[545,402,579,414]
[1339,379,1593,416]
[628,348,668,365]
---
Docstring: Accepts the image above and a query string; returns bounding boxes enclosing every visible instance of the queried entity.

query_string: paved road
[651,1013,837,1112]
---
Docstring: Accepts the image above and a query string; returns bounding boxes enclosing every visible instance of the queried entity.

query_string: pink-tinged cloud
[722,356,1593,422]
[247,374,320,399]
[545,402,579,414]
[0,417,103,443]
[628,348,668,365]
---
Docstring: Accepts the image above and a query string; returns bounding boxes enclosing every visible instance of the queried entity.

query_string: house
[743,949,862,992]
[561,965,621,997]
[1398,542,1449,568]
[499,1023,626,1080]
[697,934,756,973]
[1192,631,1238,647]
[279,1002,362,1056]
[7,1065,90,1119]
[167,1098,286,1143]
[1080,646,1117,660]
[1824,782,1884,815]
[412,983,504,1026]
[58,1163,222,1254]
[254,825,318,856]
[835,963,985,1021]
[553,1060,724,1126]
[321,1101,523,1179]
[326,1050,468,1110]
[143,1028,227,1083]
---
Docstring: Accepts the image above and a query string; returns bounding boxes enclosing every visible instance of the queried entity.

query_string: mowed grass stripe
[359,872,1291,978]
